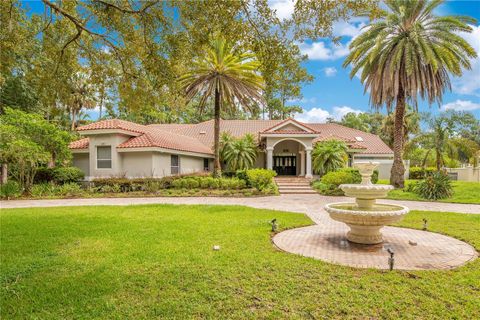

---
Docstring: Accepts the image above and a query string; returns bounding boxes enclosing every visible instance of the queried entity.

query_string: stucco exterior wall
[121,152,154,178]
[72,153,89,178]
[255,152,265,168]
[265,136,313,149]
[445,167,480,182]
[179,155,204,175]
[87,133,131,178]
[273,139,302,175]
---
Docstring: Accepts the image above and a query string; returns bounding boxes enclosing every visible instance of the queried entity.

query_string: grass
[378,179,480,204]
[1,205,479,319]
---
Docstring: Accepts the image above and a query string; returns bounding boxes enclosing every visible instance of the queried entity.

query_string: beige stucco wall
[87,133,131,178]
[179,155,204,175]
[265,136,313,149]
[255,152,265,168]
[121,152,154,178]
[72,153,89,178]
[445,167,480,182]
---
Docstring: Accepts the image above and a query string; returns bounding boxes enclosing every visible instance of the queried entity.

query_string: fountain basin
[325,202,409,244]
[340,184,394,208]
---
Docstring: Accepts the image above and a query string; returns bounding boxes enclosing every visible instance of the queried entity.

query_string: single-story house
[70,118,396,179]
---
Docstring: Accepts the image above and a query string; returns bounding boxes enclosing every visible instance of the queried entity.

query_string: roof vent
[355,136,364,142]
[199,131,206,135]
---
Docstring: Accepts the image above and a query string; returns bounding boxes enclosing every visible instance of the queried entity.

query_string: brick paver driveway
[2,195,479,224]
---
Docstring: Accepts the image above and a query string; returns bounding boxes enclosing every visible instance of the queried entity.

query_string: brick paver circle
[273,225,477,270]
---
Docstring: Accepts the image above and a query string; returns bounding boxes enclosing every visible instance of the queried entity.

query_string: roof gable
[261,118,318,134]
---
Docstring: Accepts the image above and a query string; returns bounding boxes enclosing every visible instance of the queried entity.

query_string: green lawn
[378,179,480,204]
[1,205,479,319]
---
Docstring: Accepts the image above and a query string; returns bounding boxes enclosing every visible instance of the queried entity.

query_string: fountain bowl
[323,161,409,244]
[325,203,409,244]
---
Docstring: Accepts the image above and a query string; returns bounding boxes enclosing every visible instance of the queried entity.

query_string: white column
[305,147,313,178]
[266,147,273,170]
[299,151,305,176]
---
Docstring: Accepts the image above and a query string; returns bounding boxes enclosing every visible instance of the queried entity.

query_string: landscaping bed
[1,205,479,318]
[0,169,279,200]
[378,179,480,204]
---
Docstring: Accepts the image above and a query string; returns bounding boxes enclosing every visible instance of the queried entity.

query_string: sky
[22,0,480,122]
[270,0,480,122]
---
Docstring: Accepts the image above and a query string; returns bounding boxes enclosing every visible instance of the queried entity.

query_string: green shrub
[409,167,437,179]
[0,181,22,199]
[34,167,55,183]
[57,183,83,196]
[315,167,378,196]
[171,176,246,190]
[52,167,85,184]
[413,171,453,200]
[31,183,56,197]
[245,169,276,191]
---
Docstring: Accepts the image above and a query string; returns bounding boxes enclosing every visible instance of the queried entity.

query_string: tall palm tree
[312,140,348,176]
[220,133,258,171]
[380,105,420,149]
[179,38,264,177]
[344,0,477,188]
[408,112,479,170]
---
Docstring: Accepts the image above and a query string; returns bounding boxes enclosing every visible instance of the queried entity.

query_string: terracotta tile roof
[69,138,89,149]
[309,123,392,154]
[77,119,147,134]
[174,119,281,147]
[348,143,368,149]
[263,130,317,134]
[314,134,356,143]
[117,128,213,155]
[70,118,393,155]
[261,118,319,133]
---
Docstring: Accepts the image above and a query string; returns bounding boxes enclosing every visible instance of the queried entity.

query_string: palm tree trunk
[436,149,442,170]
[71,108,77,131]
[213,87,222,177]
[1,163,7,184]
[390,87,406,188]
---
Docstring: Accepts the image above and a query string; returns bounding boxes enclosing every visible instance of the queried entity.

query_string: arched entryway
[265,138,312,178]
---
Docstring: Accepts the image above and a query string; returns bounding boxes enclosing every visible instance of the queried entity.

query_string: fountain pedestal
[324,162,409,244]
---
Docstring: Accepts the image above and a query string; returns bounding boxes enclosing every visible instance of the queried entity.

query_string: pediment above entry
[259,118,320,137]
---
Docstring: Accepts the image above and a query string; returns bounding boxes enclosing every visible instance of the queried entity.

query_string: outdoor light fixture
[270,218,278,232]
[387,248,395,271]
[422,218,428,231]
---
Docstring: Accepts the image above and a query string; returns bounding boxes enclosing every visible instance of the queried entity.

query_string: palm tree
[408,112,479,170]
[220,133,258,171]
[179,38,264,177]
[344,0,477,188]
[312,140,348,176]
[380,105,420,149]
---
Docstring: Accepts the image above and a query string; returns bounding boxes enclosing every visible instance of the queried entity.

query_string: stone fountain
[324,162,409,244]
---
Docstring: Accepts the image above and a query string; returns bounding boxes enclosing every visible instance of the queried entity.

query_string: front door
[273,156,296,176]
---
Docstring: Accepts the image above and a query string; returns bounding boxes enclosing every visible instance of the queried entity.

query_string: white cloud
[299,41,349,61]
[442,100,480,111]
[332,21,366,38]
[269,0,295,20]
[294,106,363,123]
[323,67,337,77]
[333,106,362,118]
[453,25,480,96]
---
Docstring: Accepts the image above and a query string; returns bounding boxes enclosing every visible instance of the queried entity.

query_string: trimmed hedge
[34,167,84,184]
[313,168,378,196]
[245,169,277,191]
[409,167,437,180]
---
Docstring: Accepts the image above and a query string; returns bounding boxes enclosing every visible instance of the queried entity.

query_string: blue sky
[23,1,480,121]
[271,0,480,122]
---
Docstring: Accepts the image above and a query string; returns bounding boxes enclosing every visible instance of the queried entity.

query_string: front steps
[275,177,317,194]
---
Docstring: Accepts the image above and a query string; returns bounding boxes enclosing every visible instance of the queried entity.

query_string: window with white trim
[171,155,180,175]
[97,146,112,169]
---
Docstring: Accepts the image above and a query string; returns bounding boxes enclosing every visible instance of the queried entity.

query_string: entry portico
[260,119,318,178]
